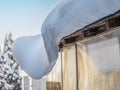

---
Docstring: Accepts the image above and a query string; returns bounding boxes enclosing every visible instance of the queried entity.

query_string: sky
[0,0,59,45]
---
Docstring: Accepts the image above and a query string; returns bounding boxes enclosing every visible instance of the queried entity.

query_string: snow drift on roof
[13,0,120,79]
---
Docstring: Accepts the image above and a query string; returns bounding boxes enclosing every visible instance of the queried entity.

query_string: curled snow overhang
[13,0,120,79]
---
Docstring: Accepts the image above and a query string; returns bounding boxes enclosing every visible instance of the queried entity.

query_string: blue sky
[0,0,59,45]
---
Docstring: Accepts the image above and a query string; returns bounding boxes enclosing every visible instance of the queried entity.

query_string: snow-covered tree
[0,46,6,90]
[1,33,22,90]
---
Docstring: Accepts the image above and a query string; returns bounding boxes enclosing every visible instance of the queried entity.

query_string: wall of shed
[77,37,120,90]
[46,27,120,90]
[62,29,120,90]
[46,53,62,90]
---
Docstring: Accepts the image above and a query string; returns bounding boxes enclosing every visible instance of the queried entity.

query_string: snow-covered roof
[42,0,120,43]
[13,0,120,79]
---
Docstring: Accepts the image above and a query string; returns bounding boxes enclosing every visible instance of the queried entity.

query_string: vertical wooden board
[46,53,62,90]
[46,82,61,90]
[32,79,46,90]
[63,46,77,90]
[23,76,30,90]
[77,45,90,90]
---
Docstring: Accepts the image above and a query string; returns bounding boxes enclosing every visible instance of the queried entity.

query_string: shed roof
[60,11,120,46]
